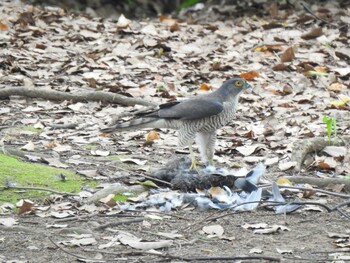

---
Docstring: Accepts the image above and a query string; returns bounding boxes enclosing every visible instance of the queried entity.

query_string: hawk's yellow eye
[235,80,243,87]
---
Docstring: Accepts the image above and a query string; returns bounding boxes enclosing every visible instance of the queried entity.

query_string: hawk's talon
[189,159,204,173]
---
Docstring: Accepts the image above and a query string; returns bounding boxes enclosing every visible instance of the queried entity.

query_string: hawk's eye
[234,80,243,87]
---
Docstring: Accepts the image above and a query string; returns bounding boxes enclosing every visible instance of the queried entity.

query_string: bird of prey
[102,78,252,170]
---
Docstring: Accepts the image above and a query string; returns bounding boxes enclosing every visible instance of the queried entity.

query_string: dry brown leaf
[0,22,9,30]
[280,46,295,62]
[198,83,212,91]
[146,130,159,141]
[301,27,323,40]
[240,71,260,80]
[316,157,337,169]
[272,63,289,71]
[18,199,34,215]
[327,83,343,92]
[170,22,180,32]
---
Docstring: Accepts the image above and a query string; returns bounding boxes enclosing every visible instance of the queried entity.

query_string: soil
[1,206,348,262]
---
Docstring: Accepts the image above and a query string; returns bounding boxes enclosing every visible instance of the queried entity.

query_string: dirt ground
[1,207,349,262]
[1,0,350,262]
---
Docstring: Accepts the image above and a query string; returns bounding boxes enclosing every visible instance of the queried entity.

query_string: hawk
[102,78,252,169]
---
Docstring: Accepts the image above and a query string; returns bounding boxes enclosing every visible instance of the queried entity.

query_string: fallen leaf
[0,22,9,30]
[301,27,323,40]
[43,157,69,168]
[146,130,159,141]
[278,161,296,171]
[327,83,344,92]
[117,14,131,28]
[240,71,259,80]
[18,199,34,215]
[21,141,35,151]
[120,158,147,165]
[198,83,212,91]
[317,156,337,169]
[202,225,224,237]
[63,237,97,246]
[280,46,295,62]
[323,146,347,157]
[329,96,349,107]
[91,150,110,156]
[236,145,259,156]
[276,178,292,186]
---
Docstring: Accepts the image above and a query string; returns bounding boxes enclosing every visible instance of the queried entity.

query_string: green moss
[0,154,96,204]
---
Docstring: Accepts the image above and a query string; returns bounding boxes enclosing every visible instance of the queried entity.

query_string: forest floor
[0,0,350,262]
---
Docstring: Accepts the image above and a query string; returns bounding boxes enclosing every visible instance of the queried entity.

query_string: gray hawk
[102,78,252,169]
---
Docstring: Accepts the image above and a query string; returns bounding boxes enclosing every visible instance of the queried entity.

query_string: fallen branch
[46,123,78,129]
[291,136,350,171]
[269,184,350,198]
[284,176,350,193]
[0,86,156,107]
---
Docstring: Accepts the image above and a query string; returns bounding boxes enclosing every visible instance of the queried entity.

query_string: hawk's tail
[101,117,159,133]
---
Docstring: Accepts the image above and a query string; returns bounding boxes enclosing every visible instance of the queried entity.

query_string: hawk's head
[219,78,252,98]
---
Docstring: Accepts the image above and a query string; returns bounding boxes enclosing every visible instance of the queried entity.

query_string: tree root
[0,86,156,107]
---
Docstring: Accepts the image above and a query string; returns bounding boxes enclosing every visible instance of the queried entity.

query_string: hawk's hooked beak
[246,82,253,91]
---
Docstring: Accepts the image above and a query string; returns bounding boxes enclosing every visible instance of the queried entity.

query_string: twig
[82,248,281,262]
[46,123,78,129]
[0,86,156,107]
[1,185,78,196]
[336,208,350,221]
[300,1,336,28]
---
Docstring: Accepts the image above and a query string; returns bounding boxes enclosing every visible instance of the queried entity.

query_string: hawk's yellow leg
[188,144,204,173]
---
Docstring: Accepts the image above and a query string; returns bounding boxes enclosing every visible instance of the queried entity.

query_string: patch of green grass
[323,115,337,143]
[0,154,96,204]
[113,192,135,202]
